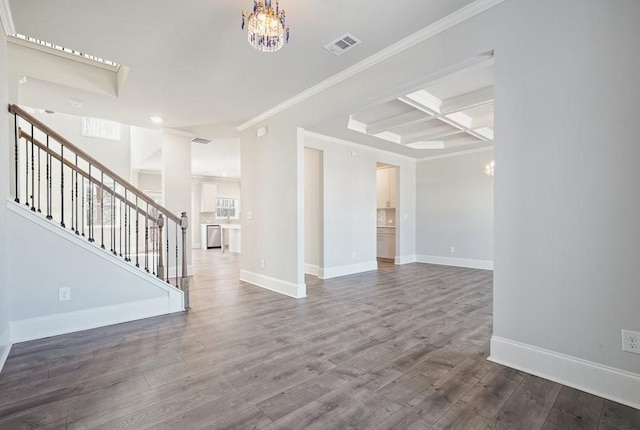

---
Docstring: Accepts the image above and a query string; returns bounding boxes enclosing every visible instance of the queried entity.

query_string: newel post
[180,211,190,310]
[157,213,165,281]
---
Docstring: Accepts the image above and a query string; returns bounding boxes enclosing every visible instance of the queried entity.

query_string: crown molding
[0,0,15,36]
[237,0,506,131]
[417,145,493,162]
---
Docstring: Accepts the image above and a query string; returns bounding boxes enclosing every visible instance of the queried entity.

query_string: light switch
[246,211,253,220]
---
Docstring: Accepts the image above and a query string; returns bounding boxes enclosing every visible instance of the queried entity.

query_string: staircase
[7,104,190,313]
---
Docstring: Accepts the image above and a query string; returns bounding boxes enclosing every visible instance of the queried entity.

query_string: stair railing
[8,104,190,309]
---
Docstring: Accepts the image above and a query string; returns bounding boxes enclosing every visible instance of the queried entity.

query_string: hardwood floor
[0,250,638,429]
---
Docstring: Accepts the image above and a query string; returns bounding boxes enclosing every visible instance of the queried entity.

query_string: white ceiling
[6,0,492,170]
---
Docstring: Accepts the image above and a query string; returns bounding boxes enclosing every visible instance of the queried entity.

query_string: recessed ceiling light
[150,116,163,124]
[68,99,83,108]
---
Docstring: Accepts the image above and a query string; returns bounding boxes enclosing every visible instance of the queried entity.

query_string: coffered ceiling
[346,57,493,153]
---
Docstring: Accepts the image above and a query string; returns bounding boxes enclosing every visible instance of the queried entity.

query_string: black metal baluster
[152,218,156,276]
[75,155,79,234]
[175,223,179,286]
[119,191,123,257]
[145,204,149,272]
[37,143,41,213]
[135,196,139,267]
[46,135,52,219]
[30,124,35,211]
[111,184,116,255]
[81,173,85,236]
[124,189,129,261]
[166,228,169,282]
[25,129,29,206]
[60,145,65,227]
[88,164,94,242]
[100,172,105,249]
[128,202,132,262]
[14,114,19,203]
[70,157,75,230]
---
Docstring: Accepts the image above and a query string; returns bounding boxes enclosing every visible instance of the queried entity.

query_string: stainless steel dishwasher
[206,224,221,249]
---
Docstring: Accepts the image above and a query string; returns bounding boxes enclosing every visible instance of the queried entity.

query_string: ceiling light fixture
[484,160,495,177]
[241,0,289,53]
[150,116,163,124]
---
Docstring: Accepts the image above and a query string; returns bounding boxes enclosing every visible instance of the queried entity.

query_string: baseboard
[240,270,306,299]
[0,323,11,373]
[305,264,319,276]
[489,336,640,410]
[10,297,174,344]
[395,254,417,265]
[319,261,378,280]
[416,254,493,270]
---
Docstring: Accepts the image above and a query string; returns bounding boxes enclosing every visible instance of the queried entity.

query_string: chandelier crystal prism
[241,0,290,53]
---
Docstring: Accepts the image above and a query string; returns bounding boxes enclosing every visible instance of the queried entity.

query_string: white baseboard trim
[489,336,640,410]
[319,261,378,280]
[395,254,417,265]
[240,270,306,299]
[0,323,11,373]
[305,264,319,276]
[416,254,493,270]
[10,297,175,344]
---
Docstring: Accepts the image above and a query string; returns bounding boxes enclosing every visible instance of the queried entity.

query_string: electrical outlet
[59,287,71,301]
[449,246,455,254]
[622,330,640,354]
[352,251,357,259]
[260,259,265,269]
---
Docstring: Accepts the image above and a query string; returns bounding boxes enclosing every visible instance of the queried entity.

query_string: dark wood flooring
[0,250,638,429]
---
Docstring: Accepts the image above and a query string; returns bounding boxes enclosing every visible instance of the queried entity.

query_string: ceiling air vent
[325,33,361,56]
[191,137,212,145]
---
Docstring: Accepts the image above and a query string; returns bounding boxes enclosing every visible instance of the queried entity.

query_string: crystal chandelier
[484,160,495,177]
[241,0,290,53]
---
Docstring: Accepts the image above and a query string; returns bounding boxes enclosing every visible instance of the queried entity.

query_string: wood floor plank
[1,251,637,430]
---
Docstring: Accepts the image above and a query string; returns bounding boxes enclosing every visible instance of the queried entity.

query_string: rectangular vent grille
[325,33,361,56]
[191,137,212,144]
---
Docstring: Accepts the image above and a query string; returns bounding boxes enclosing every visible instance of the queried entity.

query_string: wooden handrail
[21,129,160,223]
[11,104,180,224]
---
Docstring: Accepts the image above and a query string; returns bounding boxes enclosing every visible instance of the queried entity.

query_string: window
[82,117,122,141]
[216,197,239,219]
[85,180,120,227]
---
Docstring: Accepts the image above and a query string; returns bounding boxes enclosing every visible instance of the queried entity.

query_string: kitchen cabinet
[376,167,397,209]
[377,227,396,260]
[201,183,217,212]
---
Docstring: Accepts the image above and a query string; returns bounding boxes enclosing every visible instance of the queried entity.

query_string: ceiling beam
[440,86,494,113]
[366,110,432,135]
[401,125,465,145]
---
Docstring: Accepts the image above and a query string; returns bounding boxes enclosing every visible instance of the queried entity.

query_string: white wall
[416,149,494,269]
[304,132,417,278]
[304,148,321,274]
[27,110,132,180]
[6,203,181,342]
[161,130,193,277]
[0,23,11,364]
[137,171,162,192]
[490,0,640,406]
[240,124,305,298]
